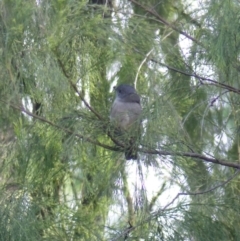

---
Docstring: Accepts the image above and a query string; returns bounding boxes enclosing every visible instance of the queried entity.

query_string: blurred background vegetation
[1,0,240,240]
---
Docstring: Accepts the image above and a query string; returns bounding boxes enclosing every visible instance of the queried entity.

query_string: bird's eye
[118,89,122,93]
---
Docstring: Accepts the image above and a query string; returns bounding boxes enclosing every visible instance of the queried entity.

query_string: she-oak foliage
[0,0,240,240]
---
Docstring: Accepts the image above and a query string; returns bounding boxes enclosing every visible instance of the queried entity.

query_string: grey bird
[110,84,142,160]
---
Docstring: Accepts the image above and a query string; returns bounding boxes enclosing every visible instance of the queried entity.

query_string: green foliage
[1,0,240,240]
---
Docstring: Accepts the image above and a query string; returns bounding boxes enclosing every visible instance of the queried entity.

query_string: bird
[110,84,142,160]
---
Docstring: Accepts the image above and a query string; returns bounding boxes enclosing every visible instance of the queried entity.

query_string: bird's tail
[125,144,137,160]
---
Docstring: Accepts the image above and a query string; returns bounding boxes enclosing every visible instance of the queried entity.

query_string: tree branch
[55,56,132,148]
[112,170,240,240]
[56,57,103,120]
[68,78,104,120]
[1,100,120,152]
[149,58,240,94]
[129,0,201,46]
[161,169,240,211]
[3,100,240,169]
[143,148,240,169]
[128,3,240,95]
[121,168,135,240]
[132,46,240,95]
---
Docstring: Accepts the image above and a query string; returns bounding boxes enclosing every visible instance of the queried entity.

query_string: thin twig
[111,226,135,241]
[161,169,240,211]
[134,48,154,86]
[210,90,230,106]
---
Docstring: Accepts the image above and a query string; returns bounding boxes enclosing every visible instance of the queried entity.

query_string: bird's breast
[110,99,142,130]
